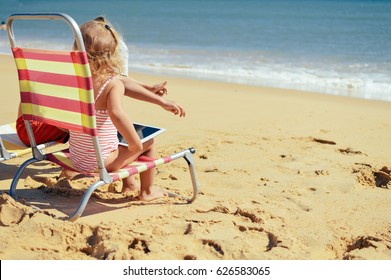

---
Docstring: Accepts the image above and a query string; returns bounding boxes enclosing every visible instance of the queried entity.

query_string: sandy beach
[0,53,390,260]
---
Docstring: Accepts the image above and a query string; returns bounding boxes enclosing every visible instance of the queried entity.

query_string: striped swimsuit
[69,76,119,172]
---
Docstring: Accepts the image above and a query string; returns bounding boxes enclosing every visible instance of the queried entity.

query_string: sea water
[0,0,390,101]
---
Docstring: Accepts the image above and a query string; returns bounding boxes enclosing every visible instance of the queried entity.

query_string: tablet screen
[118,123,166,145]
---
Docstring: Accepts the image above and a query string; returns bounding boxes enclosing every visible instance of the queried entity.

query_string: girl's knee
[143,138,155,150]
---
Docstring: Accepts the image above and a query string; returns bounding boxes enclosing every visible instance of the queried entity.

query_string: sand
[0,53,390,260]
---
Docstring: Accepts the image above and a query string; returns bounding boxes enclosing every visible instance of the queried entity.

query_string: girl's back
[69,75,119,172]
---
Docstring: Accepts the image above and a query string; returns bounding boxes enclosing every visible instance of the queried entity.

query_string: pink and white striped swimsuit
[69,76,119,172]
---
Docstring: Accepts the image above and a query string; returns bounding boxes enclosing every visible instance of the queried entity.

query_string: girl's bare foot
[59,169,79,180]
[121,176,140,192]
[138,186,167,201]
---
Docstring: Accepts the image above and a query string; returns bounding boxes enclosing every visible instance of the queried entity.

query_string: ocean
[0,0,390,101]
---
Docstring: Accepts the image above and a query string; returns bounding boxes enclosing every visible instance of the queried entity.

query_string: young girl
[92,16,185,116]
[69,19,164,201]
[16,16,184,148]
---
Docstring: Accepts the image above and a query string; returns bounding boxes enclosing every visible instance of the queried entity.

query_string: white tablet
[118,123,166,145]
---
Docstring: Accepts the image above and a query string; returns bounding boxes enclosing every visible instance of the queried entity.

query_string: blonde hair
[79,17,124,78]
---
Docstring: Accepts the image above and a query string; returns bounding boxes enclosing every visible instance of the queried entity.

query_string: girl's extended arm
[127,77,167,96]
[118,76,186,117]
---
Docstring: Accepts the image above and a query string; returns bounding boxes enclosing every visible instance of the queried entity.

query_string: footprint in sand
[184,255,197,260]
[355,164,391,189]
[202,239,224,256]
[338,147,367,156]
[312,137,336,145]
[234,207,263,223]
[342,235,389,260]
[265,232,290,252]
[129,238,151,254]
[373,167,391,188]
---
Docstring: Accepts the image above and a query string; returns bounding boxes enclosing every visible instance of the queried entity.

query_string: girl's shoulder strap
[95,75,114,102]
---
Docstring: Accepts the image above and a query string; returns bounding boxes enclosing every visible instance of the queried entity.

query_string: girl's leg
[122,175,139,192]
[105,139,156,171]
[138,169,167,201]
[136,139,166,200]
[105,139,166,200]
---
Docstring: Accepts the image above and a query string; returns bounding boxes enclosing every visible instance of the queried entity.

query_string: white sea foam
[128,46,391,102]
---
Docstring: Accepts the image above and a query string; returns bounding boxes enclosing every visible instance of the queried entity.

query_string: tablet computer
[118,123,166,145]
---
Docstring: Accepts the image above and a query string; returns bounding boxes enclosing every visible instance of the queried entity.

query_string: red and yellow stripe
[12,47,96,136]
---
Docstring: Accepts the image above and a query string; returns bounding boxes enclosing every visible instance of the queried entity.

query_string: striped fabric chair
[7,13,198,221]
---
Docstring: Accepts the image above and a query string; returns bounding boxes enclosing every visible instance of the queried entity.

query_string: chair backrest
[7,13,110,181]
[12,47,96,136]
[8,13,97,140]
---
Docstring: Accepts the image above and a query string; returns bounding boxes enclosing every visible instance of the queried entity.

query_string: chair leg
[9,157,40,197]
[9,158,106,222]
[168,148,199,203]
[183,149,199,203]
[68,180,106,222]
[0,137,12,161]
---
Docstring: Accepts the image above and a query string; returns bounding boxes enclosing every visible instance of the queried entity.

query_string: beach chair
[7,13,199,221]
[0,123,58,162]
